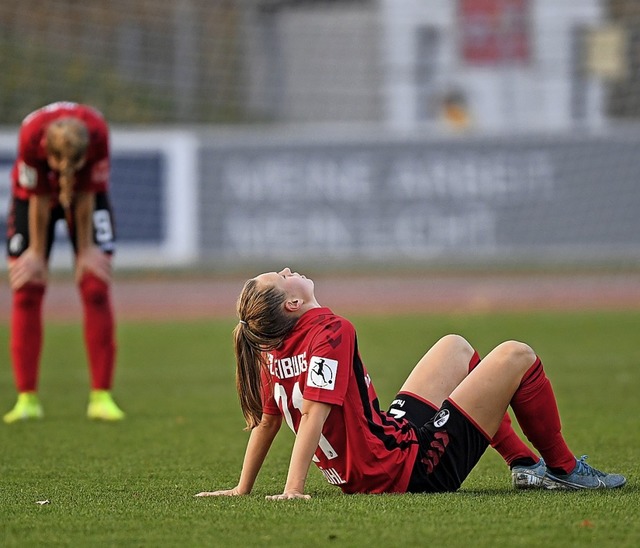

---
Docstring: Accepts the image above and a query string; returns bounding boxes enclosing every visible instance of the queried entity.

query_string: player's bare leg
[398,334,475,408]
[449,341,626,489]
[398,334,541,485]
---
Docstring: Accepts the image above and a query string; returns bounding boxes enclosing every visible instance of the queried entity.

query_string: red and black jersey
[11,102,110,204]
[261,307,419,494]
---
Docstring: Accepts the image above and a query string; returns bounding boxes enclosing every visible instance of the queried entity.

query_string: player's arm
[195,412,283,497]
[8,193,50,290]
[266,399,332,501]
[74,191,111,283]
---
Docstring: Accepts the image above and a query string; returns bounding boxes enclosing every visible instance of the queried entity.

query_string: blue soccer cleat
[512,458,548,489]
[544,455,626,490]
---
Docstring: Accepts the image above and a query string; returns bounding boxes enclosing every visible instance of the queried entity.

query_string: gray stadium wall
[1,127,639,270]
[198,127,640,267]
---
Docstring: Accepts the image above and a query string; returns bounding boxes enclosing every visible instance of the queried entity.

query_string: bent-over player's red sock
[510,358,576,474]
[79,273,116,390]
[469,351,538,467]
[11,283,46,392]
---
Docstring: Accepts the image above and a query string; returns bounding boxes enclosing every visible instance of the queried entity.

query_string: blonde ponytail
[45,117,89,209]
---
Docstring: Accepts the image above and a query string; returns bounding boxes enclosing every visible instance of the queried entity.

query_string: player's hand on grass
[265,491,311,501]
[194,487,245,497]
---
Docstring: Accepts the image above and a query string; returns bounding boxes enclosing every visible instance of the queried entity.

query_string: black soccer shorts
[388,394,490,493]
[6,192,116,259]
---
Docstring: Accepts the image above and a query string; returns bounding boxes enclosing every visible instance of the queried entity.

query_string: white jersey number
[273,382,338,461]
[93,209,114,244]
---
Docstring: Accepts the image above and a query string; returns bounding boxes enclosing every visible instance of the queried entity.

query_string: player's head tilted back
[234,271,299,429]
[45,117,90,209]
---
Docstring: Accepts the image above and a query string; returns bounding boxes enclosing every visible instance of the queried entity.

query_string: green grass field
[1,311,638,547]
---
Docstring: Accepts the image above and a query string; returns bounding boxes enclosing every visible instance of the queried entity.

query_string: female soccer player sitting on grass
[196,268,625,499]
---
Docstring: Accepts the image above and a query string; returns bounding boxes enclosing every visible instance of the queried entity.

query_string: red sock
[510,358,576,474]
[79,273,116,390]
[10,283,46,392]
[469,351,538,467]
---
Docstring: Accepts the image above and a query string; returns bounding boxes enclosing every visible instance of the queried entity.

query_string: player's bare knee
[494,340,536,371]
[436,334,475,363]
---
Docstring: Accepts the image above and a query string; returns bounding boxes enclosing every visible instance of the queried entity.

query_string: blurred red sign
[460,0,530,64]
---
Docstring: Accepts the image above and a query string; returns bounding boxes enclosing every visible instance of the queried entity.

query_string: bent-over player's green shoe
[3,392,44,424]
[87,390,125,421]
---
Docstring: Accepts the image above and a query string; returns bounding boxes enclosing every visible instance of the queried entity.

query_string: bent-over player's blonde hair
[45,117,90,209]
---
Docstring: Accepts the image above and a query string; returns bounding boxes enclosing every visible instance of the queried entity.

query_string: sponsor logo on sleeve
[307,356,338,390]
[18,162,37,189]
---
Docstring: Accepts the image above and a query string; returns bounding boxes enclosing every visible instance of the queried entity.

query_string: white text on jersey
[268,352,308,379]
[320,467,347,485]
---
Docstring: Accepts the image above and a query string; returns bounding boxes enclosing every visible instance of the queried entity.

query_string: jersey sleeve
[12,120,50,197]
[301,317,356,406]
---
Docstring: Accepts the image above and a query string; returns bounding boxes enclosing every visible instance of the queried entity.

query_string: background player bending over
[4,101,125,423]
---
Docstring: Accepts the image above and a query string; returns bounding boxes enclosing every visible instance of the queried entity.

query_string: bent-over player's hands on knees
[75,245,112,284]
[8,250,47,290]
